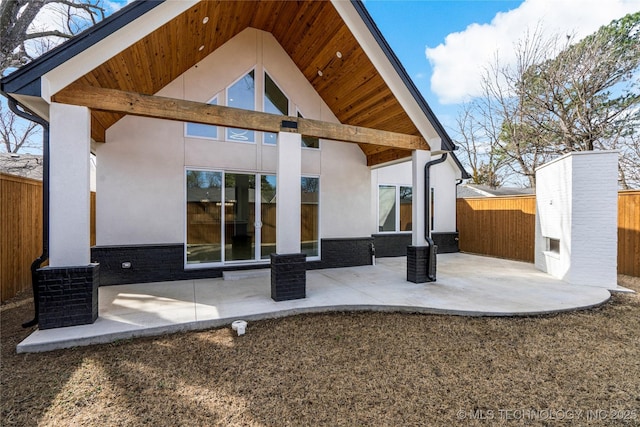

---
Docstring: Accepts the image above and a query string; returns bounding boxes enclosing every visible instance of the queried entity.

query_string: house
[0,153,44,180]
[1,0,469,329]
[0,153,97,189]
[457,184,535,198]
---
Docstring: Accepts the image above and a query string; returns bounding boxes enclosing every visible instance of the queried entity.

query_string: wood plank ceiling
[61,0,419,165]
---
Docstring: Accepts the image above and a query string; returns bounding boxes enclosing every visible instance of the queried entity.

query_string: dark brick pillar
[271,253,306,301]
[37,264,99,329]
[407,245,436,283]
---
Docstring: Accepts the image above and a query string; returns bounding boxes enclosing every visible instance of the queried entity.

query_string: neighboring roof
[1,0,469,177]
[0,153,43,180]
[457,184,535,198]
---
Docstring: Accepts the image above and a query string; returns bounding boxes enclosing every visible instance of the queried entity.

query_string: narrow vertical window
[264,73,288,145]
[378,185,397,232]
[261,175,277,259]
[301,177,319,257]
[400,186,413,231]
[227,71,255,142]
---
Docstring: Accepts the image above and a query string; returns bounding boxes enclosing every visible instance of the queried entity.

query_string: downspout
[8,98,49,328]
[424,153,448,241]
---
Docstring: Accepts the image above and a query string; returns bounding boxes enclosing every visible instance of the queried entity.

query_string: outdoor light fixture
[202,16,209,24]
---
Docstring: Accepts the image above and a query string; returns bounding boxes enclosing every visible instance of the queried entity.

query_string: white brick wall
[535,151,618,288]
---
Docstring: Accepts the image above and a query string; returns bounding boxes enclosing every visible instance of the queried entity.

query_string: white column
[412,149,431,246]
[49,103,92,267]
[276,131,302,254]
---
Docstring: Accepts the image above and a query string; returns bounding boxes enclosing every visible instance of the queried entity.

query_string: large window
[186,169,277,266]
[186,170,223,264]
[185,69,321,148]
[227,71,256,142]
[378,185,412,233]
[264,73,288,145]
[301,177,319,258]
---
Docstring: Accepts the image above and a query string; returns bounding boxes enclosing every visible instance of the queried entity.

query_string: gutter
[8,98,49,328]
[424,153,448,241]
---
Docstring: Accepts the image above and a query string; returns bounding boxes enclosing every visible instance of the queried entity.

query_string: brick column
[37,264,99,329]
[407,243,436,283]
[271,253,306,301]
[271,130,306,301]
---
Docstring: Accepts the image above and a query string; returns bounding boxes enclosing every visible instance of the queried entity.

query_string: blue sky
[363,0,639,136]
[4,0,638,155]
[364,0,522,130]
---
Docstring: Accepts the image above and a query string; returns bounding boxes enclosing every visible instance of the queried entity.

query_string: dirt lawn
[2,276,639,426]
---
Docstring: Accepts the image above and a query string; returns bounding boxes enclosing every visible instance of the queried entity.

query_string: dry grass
[2,277,639,426]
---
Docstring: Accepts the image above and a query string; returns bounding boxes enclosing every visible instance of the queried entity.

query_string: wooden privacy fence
[0,174,96,302]
[618,191,640,277]
[456,196,536,263]
[1,174,42,303]
[457,191,640,277]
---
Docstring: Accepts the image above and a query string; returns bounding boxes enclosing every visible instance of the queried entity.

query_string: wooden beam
[52,86,430,151]
[91,115,106,143]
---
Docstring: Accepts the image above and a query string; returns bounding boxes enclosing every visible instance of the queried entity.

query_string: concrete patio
[17,253,614,353]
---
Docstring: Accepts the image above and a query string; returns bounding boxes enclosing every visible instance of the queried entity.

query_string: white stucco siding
[320,140,371,238]
[96,27,371,246]
[97,116,185,245]
[430,159,458,233]
[370,158,458,236]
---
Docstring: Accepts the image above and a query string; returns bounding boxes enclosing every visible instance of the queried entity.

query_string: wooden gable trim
[52,86,430,152]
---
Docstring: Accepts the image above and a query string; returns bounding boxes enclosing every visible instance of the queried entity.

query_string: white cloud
[426,0,639,105]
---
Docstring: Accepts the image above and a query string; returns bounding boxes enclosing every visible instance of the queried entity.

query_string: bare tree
[454,102,507,188]
[1,0,106,153]
[0,101,40,152]
[1,0,105,73]
[456,13,640,188]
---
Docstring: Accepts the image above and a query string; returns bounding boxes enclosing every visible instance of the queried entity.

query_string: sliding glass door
[186,170,276,266]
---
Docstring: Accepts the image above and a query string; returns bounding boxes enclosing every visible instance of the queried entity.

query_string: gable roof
[1,0,469,176]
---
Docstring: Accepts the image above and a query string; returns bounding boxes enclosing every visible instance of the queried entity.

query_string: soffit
[60,0,420,164]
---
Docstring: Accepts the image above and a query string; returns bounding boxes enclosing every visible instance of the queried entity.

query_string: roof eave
[0,0,164,97]
[350,0,470,177]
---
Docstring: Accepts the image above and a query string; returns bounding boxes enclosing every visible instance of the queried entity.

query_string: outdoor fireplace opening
[547,238,560,255]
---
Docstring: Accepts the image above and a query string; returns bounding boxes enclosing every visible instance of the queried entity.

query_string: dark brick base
[271,253,306,301]
[93,239,375,286]
[372,233,412,258]
[307,237,374,270]
[431,232,460,253]
[407,244,437,283]
[37,264,99,329]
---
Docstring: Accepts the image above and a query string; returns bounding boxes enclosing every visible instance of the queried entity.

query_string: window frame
[184,95,220,140]
[296,108,321,150]
[377,183,413,234]
[301,175,321,260]
[263,70,289,146]
[225,68,257,144]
